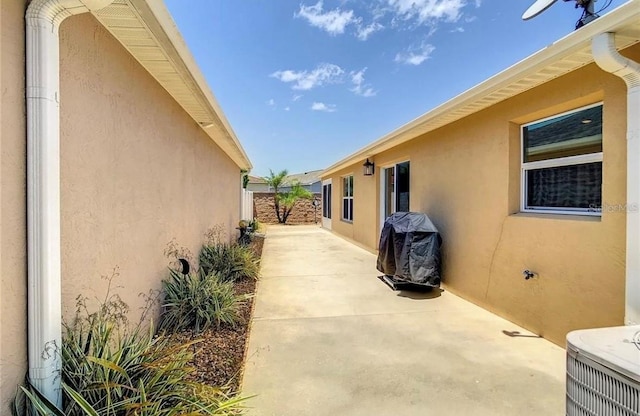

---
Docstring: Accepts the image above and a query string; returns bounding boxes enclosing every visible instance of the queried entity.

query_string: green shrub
[160,269,246,333]
[14,293,246,416]
[15,382,100,416]
[199,243,259,283]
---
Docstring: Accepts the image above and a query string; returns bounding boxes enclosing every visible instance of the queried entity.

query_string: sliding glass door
[321,179,332,230]
[380,161,410,229]
[396,161,410,212]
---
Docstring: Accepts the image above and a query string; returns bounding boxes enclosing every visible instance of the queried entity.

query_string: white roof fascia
[91,0,252,170]
[322,0,640,177]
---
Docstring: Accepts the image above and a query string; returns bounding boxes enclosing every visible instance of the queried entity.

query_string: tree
[263,169,312,224]
[279,182,313,224]
[264,169,288,223]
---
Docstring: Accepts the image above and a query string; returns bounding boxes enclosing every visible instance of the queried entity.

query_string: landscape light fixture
[363,158,375,176]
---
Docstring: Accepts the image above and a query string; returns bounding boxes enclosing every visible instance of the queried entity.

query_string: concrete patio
[241,225,566,416]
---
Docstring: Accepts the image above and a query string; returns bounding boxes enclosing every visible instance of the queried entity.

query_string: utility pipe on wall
[25,0,112,405]
[592,32,640,326]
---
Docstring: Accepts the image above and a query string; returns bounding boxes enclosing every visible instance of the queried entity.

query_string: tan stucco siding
[59,15,242,320]
[324,47,636,345]
[0,0,28,410]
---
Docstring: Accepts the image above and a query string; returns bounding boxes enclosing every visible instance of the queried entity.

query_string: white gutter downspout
[25,0,112,405]
[593,32,640,326]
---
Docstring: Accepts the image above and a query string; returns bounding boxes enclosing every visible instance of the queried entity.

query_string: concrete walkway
[241,225,565,416]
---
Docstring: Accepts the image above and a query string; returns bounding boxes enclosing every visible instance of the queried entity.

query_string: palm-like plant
[263,169,288,223]
[263,170,312,224]
[279,182,313,224]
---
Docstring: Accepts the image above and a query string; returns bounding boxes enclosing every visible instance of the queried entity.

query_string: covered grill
[376,212,442,290]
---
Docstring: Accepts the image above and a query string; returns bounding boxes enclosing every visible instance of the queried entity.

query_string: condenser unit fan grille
[567,351,640,416]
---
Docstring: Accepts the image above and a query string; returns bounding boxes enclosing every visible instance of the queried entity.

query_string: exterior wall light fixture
[363,158,375,176]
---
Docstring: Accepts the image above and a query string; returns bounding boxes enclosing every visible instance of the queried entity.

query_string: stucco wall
[0,8,243,409]
[328,171,379,246]
[58,15,241,319]
[0,8,244,409]
[0,0,28,410]
[323,48,637,345]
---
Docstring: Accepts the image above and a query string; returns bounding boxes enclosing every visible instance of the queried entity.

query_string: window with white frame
[342,175,354,222]
[521,103,603,214]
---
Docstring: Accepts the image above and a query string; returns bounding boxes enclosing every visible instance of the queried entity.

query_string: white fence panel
[241,189,254,221]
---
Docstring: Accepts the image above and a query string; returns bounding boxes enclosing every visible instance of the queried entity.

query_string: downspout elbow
[593,32,640,89]
[26,0,112,26]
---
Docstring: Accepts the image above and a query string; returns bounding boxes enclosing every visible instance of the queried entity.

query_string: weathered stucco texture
[59,15,241,320]
[253,192,322,224]
[0,0,28,410]
[324,49,637,346]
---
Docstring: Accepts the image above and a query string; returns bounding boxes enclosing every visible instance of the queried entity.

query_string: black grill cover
[376,212,442,287]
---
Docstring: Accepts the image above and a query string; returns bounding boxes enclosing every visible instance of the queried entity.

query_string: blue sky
[164,0,622,177]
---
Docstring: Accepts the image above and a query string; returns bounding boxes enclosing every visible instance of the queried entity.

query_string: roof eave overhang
[321,0,640,177]
[90,0,252,170]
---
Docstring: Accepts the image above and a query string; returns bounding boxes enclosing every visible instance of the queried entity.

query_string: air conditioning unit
[566,325,640,416]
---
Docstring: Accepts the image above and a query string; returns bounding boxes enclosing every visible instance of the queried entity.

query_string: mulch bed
[172,235,264,393]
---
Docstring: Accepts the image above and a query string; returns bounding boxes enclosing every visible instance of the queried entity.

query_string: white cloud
[351,68,366,85]
[356,21,384,40]
[450,26,464,33]
[292,0,481,41]
[292,94,303,102]
[356,87,376,97]
[350,68,377,97]
[295,1,356,35]
[267,98,276,106]
[395,42,436,65]
[311,102,337,112]
[386,0,467,24]
[285,107,291,111]
[271,63,345,90]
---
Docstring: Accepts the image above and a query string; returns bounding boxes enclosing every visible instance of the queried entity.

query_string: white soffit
[91,0,252,170]
[322,0,640,177]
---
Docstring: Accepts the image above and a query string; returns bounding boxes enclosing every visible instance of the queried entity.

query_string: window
[342,175,354,222]
[521,104,602,214]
